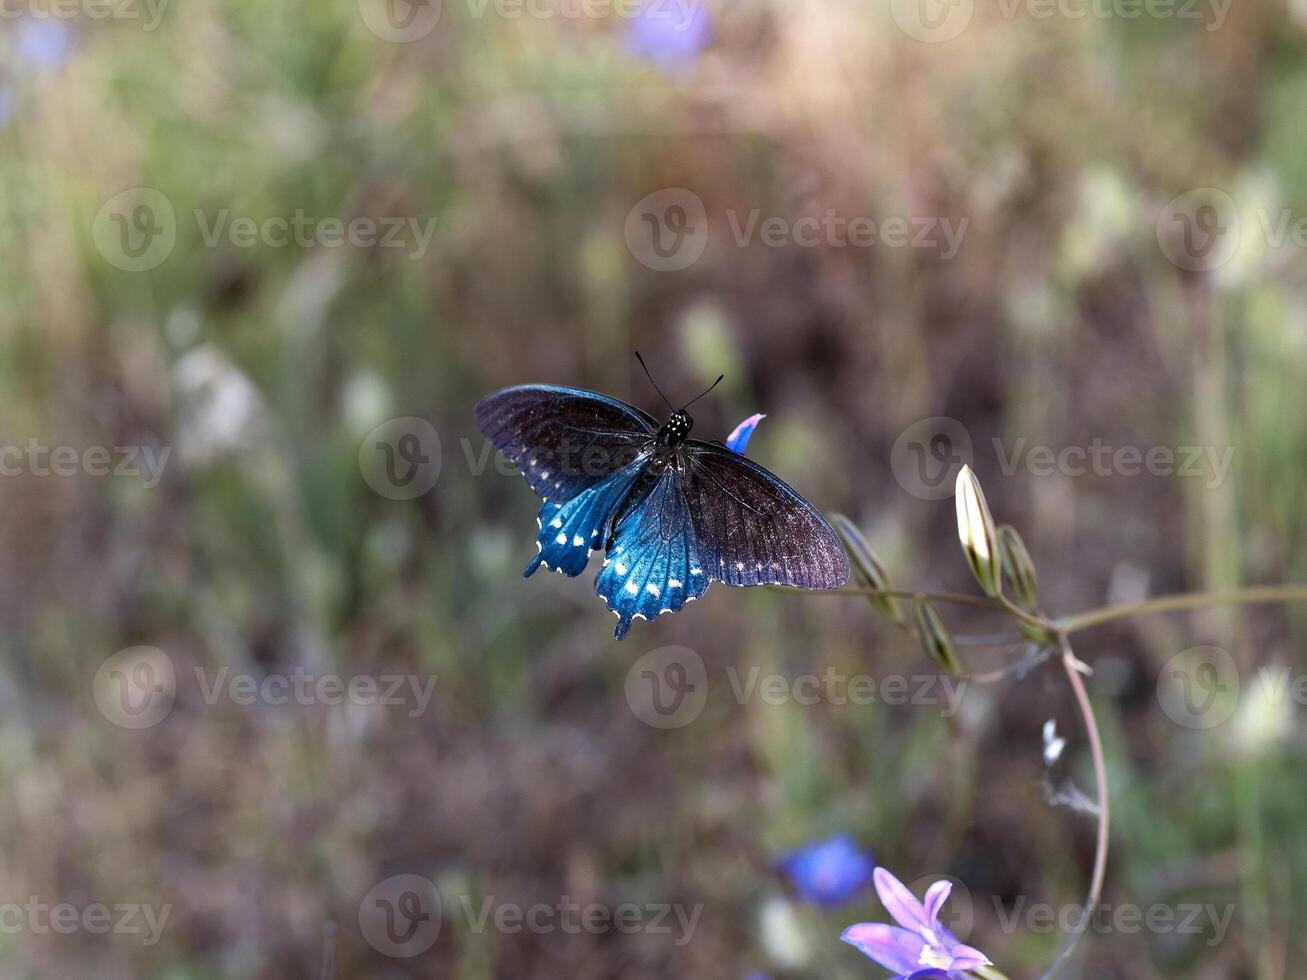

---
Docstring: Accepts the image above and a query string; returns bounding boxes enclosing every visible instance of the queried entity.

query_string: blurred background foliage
[1,0,1306,977]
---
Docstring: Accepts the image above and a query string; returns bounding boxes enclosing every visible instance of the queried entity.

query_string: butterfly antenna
[681,374,725,411]
[634,351,674,411]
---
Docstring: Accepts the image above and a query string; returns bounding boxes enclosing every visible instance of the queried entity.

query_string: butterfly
[475,355,850,639]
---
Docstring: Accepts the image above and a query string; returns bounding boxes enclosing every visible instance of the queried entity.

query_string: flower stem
[1037,633,1110,980]
[815,585,1051,630]
[1058,585,1307,634]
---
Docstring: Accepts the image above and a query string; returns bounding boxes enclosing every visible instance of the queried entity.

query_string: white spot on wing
[551,517,563,528]
[625,581,639,595]
[646,583,660,597]
[616,562,628,575]
[668,579,682,589]
[556,533,567,545]
[573,535,585,547]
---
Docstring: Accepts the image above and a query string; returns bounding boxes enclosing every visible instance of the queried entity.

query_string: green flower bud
[998,524,1038,609]
[831,514,905,626]
[914,598,961,676]
[954,465,1003,598]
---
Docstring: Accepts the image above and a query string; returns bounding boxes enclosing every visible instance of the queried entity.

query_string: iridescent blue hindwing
[525,457,648,577]
[593,467,710,639]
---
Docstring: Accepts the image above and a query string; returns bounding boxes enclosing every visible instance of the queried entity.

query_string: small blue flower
[15,20,74,71]
[625,0,712,71]
[778,835,875,907]
[841,867,991,979]
[725,413,765,454]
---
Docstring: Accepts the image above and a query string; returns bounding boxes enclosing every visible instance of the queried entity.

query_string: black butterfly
[475,356,849,639]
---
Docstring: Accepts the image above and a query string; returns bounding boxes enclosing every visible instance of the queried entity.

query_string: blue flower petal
[725,413,765,454]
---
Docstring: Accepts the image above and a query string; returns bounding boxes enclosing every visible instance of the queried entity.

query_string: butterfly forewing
[474,385,658,504]
[680,441,849,590]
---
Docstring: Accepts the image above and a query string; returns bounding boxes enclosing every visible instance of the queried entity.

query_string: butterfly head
[657,410,694,447]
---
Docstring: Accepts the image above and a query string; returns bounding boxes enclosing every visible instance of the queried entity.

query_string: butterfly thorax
[655,410,693,448]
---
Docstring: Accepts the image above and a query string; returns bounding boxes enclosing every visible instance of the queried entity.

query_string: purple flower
[625,1,712,71]
[841,868,990,979]
[725,413,765,454]
[778,834,874,907]
[15,20,74,72]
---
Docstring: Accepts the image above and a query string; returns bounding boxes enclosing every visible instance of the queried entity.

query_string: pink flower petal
[873,867,932,933]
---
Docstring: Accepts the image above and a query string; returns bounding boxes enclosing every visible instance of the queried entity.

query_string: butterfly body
[476,384,849,638]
